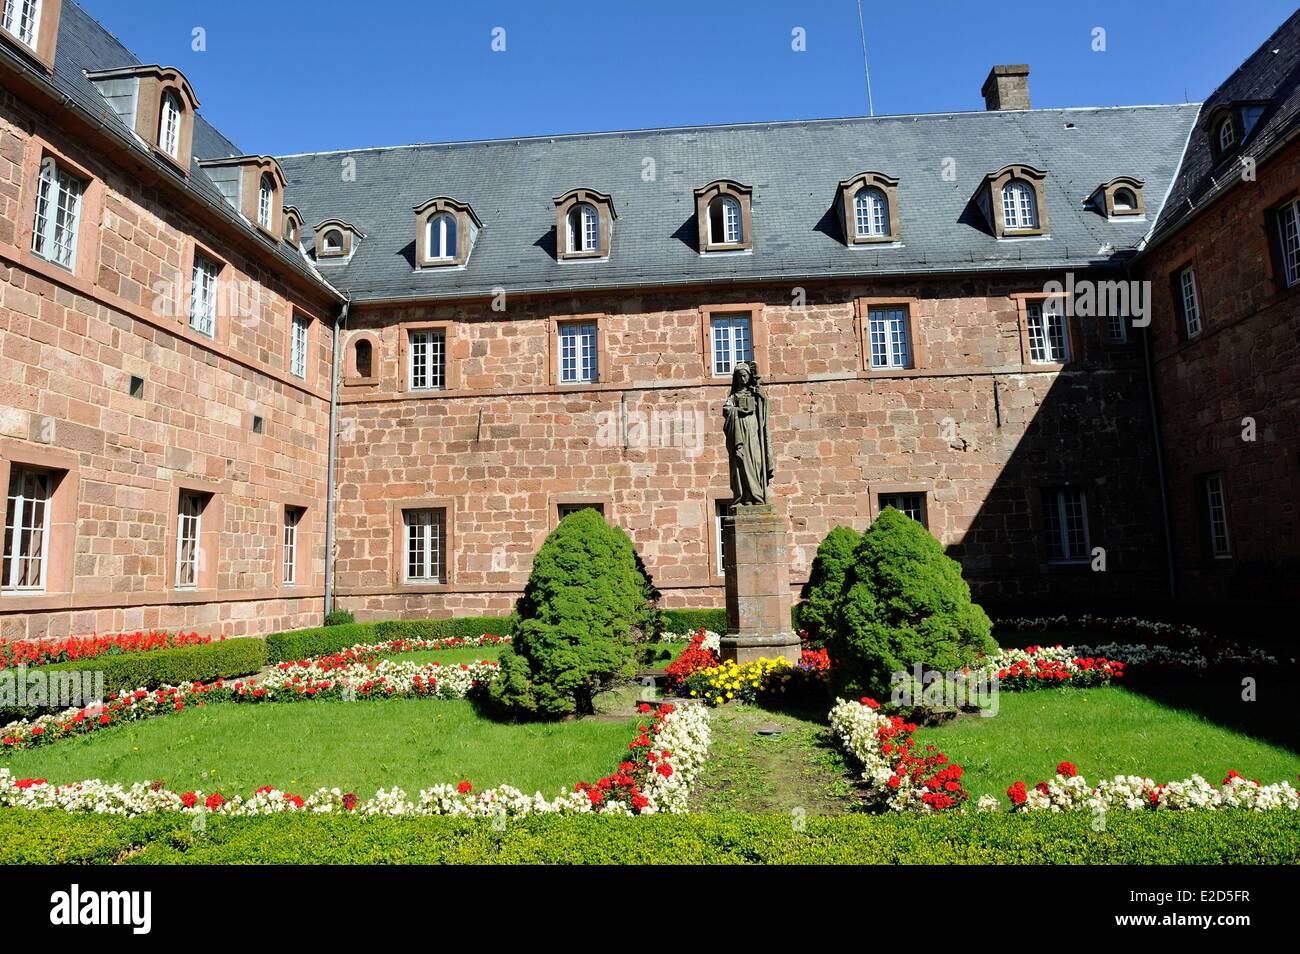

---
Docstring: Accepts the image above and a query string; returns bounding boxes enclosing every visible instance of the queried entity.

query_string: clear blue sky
[80,0,1297,155]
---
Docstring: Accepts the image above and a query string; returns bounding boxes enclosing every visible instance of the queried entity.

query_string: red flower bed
[863,696,969,812]
[663,630,719,689]
[0,630,213,670]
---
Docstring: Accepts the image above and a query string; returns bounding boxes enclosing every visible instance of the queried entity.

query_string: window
[713,498,732,575]
[158,89,182,159]
[404,508,446,583]
[1112,188,1136,212]
[1277,198,1300,288]
[426,213,457,261]
[1203,475,1231,558]
[30,157,84,270]
[290,314,310,379]
[257,173,275,230]
[285,217,299,245]
[866,304,912,369]
[558,502,603,520]
[710,314,753,377]
[708,195,742,246]
[1026,300,1069,363]
[559,321,598,384]
[1217,118,1236,152]
[189,251,219,338]
[1179,266,1202,337]
[2,467,52,591]
[321,229,342,254]
[175,492,206,589]
[854,187,890,239]
[566,203,599,254]
[1,0,40,49]
[282,507,302,586]
[1105,311,1128,344]
[879,492,927,528]
[408,329,446,391]
[354,338,373,378]
[1042,488,1090,563]
[1002,179,1038,230]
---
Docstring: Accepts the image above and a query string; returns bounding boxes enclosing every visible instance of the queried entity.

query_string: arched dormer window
[312,218,363,260]
[1088,177,1145,219]
[1217,117,1236,152]
[553,189,615,261]
[87,64,200,174]
[158,88,183,159]
[1002,179,1038,230]
[322,229,342,254]
[854,188,889,238]
[837,172,900,245]
[258,174,275,230]
[427,213,458,260]
[694,180,753,252]
[1112,188,1136,211]
[283,206,303,245]
[972,165,1048,238]
[414,197,481,269]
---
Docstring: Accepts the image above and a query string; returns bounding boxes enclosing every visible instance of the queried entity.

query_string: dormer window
[1002,179,1038,230]
[414,197,481,268]
[553,189,615,261]
[1217,117,1236,152]
[283,206,303,245]
[311,219,363,260]
[1112,188,1136,211]
[322,229,342,254]
[197,155,286,234]
[87,64,199,173]
[158,88,182,159]
[258,174,275,230]
[1089,177,1146,219]
[854,188,888,238]
[973,165,1049,238]
[1208,102,1271,163]
[1,0,40,49]
[838,172,900,245]
[694,180,753,253]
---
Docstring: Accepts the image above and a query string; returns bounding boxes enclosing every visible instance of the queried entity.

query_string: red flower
[655,762,674,778]
[342,793,358,811]
[1056,761,1078,778]
[457,780,473,794]
[1007,781,1028,806]
[587,788,604,805]
[180,791,199,808]
[98,713,112,725]
[204,793,225,810]
[631,794,650,811]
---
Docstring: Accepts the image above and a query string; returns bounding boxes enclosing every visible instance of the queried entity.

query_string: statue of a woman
[722,361,775,505]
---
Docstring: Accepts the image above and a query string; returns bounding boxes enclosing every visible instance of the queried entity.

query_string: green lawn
[912,686,1300,799]
[1,697,636,796]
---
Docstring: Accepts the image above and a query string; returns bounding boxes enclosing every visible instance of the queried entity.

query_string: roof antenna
[856,0,875,116]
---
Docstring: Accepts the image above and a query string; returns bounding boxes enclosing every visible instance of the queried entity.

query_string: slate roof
[277,105,1199,302]
[1150,9,1300,241]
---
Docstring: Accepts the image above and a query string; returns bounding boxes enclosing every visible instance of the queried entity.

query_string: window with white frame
[189,251,220,337]
[426,213,457,261]
[1112,187,1137,212]
[257,173,274,230]
[866,304,912,369]
[879,492,927,528]
[321,229,343,254]
[713,498,732,574]
[31,157,84,270]
[1,0,40,49]
[1105,311,1128,344]
[158,89,182,159]
[1026,300,1069,363]
[290,313,310,379]
[1277,198,1300,288]
[404,508,446,583]
[710,314,753,377]
[408,329,446,391]
[1001,179,1038,230]
[1217,118,1236,153]
[1042,487,1090,563]
[558,321,598,384]
[853,187,890,239]
[174,492,206,589]
[1179,266,1202,337]
[282,506,302,585]
[566,203,599,254]
[708,195,742,246]
[1204,475,1231,558]
[2,467,52,592]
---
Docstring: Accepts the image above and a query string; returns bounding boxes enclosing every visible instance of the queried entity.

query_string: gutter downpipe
[324,300,349,618]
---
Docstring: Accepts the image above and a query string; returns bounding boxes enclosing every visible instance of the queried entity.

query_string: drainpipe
[324,300,349,618]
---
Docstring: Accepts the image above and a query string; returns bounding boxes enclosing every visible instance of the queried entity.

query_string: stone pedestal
[720,503,802,665]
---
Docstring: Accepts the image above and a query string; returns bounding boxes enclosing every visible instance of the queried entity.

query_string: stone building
[0,1,1295,638]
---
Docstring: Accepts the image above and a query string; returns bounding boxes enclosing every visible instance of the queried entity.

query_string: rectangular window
[714,498,732,574]
[2,0,40,49]
[1204,475,1231,558]
[1041,487,1090,563]
[408,329,446,391]
[31,157,84,270]
[404,508,446,584]
[1277,198,1300,288]
[290,314,310,379]
[879,492,927,528]
[558,502,603,521]
[189,251,220,338]
[1105,311,1128,344]
[1179,267,1202,337]
[2,467,52,592]
[710,314,753,377]
[282,506,302,586]
[1026,300,1069,363]
[866,304,912,369]
[558,321,598,384]
[175,492,206,589]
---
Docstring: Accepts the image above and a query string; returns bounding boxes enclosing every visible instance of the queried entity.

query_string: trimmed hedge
[0,639,266,721]
[1,809,1295,865]
[660,609,726,635]
[324,610,355,626]
[264,617,513,663]
[373,617,513,643]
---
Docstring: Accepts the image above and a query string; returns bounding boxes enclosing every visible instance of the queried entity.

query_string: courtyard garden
[0,507,1297,864]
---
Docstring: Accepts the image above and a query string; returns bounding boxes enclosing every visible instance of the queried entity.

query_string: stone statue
[722,361,774,505]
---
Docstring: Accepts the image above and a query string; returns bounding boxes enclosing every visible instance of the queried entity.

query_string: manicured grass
[912,686,1300,799]
[1,697,636,796]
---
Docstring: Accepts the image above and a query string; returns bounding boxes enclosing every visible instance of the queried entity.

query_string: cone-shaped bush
[796,525,862,647]
[830,507,996,698]
[489,508,655,717]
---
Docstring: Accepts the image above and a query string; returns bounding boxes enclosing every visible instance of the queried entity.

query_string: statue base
[720,503,802,665]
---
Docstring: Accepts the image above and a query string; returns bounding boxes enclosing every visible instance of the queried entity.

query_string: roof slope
[278,105,1198,302]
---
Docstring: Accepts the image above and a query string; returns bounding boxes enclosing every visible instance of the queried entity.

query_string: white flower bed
[241,658,499,701]
[659,630,722,652]
[995,615,1282,667]
[993,768,1300,813]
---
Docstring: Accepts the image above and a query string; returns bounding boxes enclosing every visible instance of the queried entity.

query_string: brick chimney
[982,65,1030,111]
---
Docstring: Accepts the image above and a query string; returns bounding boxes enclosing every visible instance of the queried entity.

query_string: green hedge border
[263,617,512,663]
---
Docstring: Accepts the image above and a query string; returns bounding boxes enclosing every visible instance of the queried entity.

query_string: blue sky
[80,0,1297,155]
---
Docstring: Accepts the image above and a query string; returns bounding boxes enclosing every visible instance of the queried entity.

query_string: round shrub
[830,507,996,698]
[796,525,862,647]
[489,508,656,717]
